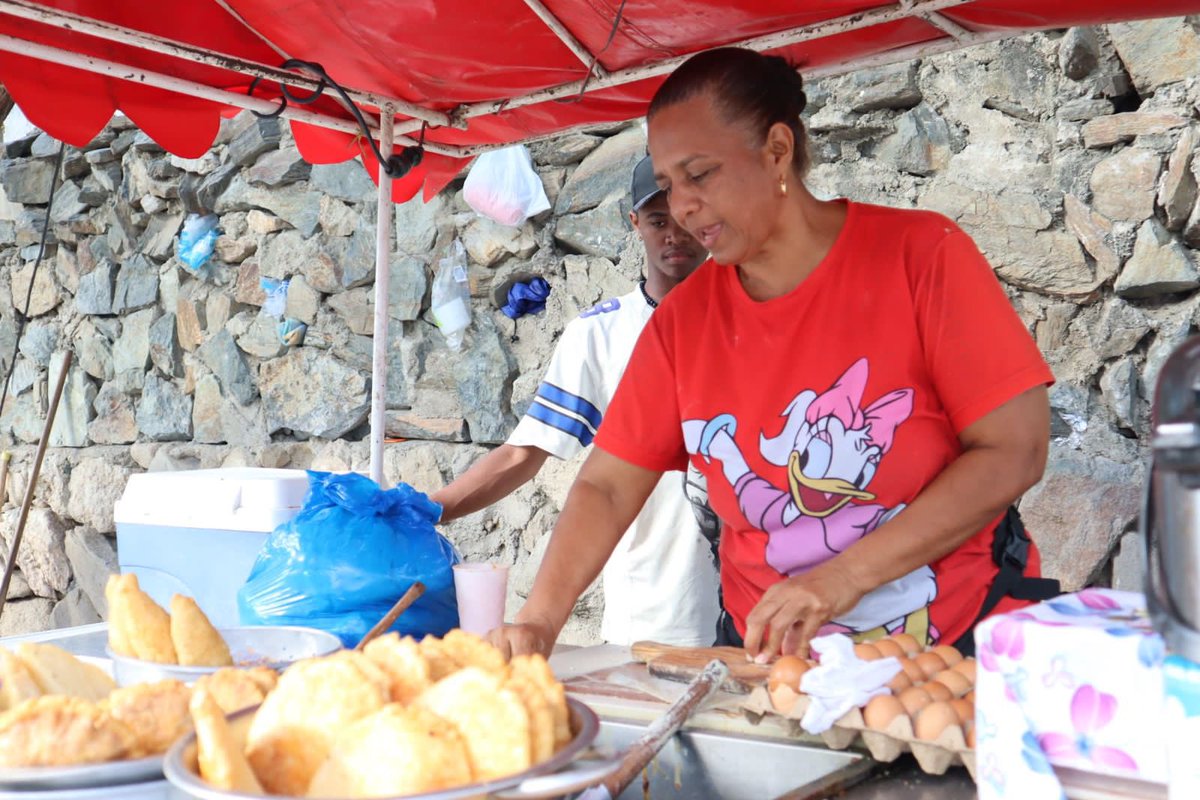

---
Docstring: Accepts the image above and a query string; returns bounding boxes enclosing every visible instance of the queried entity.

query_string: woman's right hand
[487,620,557,660]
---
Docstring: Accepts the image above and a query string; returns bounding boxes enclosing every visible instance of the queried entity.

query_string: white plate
[0,755,163,791]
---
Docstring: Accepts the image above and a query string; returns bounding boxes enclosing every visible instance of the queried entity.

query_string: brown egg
[951,697,975,725]
[914,701,960,741]
[914,651,948,680]
[890,632,922,656]
[873,638,904,659]
[932,644,964,667]
[932,669,972,698]
[952,658,977,684]
[924,681,953,702]
[769,684,801,714]
[886,669,913,693]
[898,685,933,717]
[863,694,907,731]
[853,642,881,662]
[897,657,925,684]
[768,655,811,692]
[964,720,976,749]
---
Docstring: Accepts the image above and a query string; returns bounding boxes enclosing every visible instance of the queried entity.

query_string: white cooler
[113,468,311,627]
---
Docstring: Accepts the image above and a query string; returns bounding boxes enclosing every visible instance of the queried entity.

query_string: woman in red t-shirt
[491,48,1056,661]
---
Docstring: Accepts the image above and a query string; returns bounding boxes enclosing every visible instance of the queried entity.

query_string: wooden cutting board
[630,641,770,694]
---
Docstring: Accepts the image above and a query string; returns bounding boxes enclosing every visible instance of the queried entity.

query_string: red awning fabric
[3,0,1199,201]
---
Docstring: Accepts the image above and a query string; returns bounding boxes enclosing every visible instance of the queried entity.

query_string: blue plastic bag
[237,471,460,646]
[177,213,220,272]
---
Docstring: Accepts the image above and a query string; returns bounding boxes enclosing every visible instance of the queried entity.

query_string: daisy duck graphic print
[683,358,939,643]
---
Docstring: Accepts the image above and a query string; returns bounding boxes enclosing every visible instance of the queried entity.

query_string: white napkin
[798,634,902,734]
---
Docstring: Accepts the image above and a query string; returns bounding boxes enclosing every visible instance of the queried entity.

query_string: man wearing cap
[433,156,720,647]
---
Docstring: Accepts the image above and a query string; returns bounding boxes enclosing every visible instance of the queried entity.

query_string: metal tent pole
[369,105,395,487]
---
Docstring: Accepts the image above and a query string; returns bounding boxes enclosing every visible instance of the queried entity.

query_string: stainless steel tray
[165,696,610,800]
[0,755,162,791]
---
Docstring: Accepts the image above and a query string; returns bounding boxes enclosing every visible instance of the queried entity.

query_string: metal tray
[165,696,609,800]
[0,755,162,791]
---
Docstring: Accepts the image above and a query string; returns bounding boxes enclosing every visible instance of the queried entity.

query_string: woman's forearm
[515,450,660,638]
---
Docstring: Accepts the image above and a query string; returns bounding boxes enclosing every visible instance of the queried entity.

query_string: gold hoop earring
[779,177,788,197]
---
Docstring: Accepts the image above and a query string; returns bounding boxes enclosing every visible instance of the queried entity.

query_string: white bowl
[106,625,342,686]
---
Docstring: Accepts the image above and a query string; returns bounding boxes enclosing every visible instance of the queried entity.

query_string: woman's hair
[648,47,810,174]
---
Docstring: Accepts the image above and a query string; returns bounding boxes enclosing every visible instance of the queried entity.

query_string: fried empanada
[415,667,531,781]
[101,680,192,756]
[15,642,115,702]
[0,696,136,767]
[107,574,176,664]
[505,673,555,764]
[170,595,233,667]
[0,648,43,711]
[306,705,472,798]
[193,668,270,715]
[245,654,387,796]
[510,653,571,750]
[190,687,264,794]
[362,634,431,704]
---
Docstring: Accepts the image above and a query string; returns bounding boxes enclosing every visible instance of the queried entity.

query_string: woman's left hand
[742,560,865,660]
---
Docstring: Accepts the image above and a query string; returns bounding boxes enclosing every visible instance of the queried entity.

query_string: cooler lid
[113,468,311,533]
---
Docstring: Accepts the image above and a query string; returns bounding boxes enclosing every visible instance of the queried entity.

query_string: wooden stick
[598,659,730,798]
[0,352,72,620]
[354,581,426,650]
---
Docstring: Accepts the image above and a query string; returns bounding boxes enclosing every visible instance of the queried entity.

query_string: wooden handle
[600,659,730,798]
[630,640,677,663]
[354,581,426,650]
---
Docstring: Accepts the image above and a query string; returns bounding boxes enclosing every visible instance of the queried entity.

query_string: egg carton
[742,685,976,781]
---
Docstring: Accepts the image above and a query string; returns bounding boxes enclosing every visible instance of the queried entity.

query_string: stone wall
[0,17,1198,642]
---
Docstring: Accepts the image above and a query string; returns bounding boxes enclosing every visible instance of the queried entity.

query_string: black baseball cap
[631,155,662,212]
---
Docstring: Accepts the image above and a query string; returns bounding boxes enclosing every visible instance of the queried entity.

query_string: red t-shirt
[595,201,1054,647]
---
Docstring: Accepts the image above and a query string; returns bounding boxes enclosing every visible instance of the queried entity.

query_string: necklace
[639,280,658,309]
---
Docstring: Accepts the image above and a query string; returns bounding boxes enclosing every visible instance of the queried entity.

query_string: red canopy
[3,0,1199,201]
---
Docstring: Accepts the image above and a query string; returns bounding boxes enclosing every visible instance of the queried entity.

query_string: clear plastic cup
[453,562,509,636]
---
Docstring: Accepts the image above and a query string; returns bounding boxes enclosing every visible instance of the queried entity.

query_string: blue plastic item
[177,213,220,272]
[500,276,551,319]
[237,471,460,646]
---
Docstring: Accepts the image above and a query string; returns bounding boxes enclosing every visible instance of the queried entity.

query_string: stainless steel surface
[0,756,163,792]
[108,625,342,686]
[588,719,871,799]
[1146,334,1200,661]
[0,624,108,658]
[834,758,975,800]
[164,697,602,800]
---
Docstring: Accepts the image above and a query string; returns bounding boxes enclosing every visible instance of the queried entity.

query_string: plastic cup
[453,562,509,636]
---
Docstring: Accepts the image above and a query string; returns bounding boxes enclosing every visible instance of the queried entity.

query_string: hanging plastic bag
[463,145,551,227]
[177,213,220,272]
[431,240,472,352]
[500,276,551,320]
[237,471,460,647]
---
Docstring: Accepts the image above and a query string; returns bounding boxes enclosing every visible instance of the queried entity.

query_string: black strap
[953,506,1060,656]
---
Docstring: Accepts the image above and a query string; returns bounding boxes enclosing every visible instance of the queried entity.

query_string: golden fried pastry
[417,636,459,682]
[101,680,192,757]
[416,667,531,781]
[107,574,176,664]
[194,669,270,716]
[362,634,431,704]
[506,674,555,764]
[246,654,388,796]
[190,687,264,794]
[510,653,570,749]
[16,643,115,702]
[0,649,43,711]
[0,696,136,767]
[170,595,233,667]
[244,666,278,696]
[418,630,506,682]
[306,705,472,798]
[104,575,134,658]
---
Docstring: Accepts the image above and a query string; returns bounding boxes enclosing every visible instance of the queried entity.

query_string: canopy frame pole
[0,34,467,157]
[369,105,395,488]
[0,0,458,129]
[520,0,606,76]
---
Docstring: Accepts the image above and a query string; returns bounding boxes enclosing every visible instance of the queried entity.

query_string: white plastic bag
[463,145,551,227]
[431,240,472,351]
